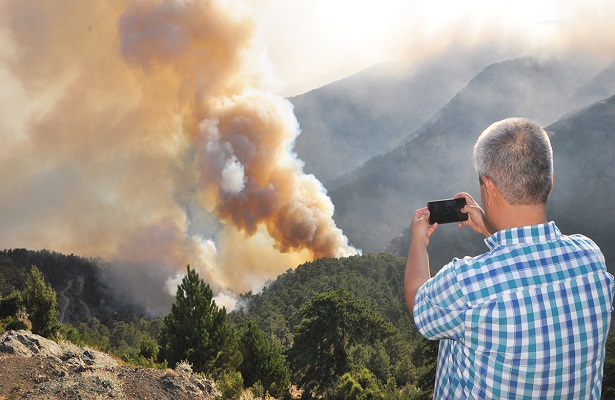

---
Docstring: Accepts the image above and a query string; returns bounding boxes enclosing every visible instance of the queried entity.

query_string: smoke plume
[0,0,356,314]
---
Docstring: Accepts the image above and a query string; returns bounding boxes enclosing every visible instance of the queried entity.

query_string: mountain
[290,46,507,184]
[326,56,613,262]
[547,95,615,259]
[385,94,615,271]
[0,249,138,324]
[573,61,615,106]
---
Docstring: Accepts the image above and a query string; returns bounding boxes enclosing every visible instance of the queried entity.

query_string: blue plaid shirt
[414,222,614,399]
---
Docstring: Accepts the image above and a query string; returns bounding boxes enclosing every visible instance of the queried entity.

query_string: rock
[80,348,118,370]
[0,331,220,399]
[0,330,63,358]
[56,338,118,372]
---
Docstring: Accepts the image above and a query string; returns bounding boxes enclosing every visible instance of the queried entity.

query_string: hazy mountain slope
[290,47,504,184]
[328,56,600,255]
[573,61,615,106]
[547,95,615,263]
[385,95,615,273]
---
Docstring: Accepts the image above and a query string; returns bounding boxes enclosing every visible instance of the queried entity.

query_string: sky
[0,0,613,313]
[251,0,615,95]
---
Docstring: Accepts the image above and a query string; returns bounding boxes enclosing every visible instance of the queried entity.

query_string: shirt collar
[485,221,561,250]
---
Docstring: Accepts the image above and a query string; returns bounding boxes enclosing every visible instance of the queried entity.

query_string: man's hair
[473,117,553,205]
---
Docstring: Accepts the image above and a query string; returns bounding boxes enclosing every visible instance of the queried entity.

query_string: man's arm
[405,208,438,315]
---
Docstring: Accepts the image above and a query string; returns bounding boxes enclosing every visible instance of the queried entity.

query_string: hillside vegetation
[0,250,439,398]
[3,250,615,399]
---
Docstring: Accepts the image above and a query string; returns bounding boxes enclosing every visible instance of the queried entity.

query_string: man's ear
[482,176,498,207]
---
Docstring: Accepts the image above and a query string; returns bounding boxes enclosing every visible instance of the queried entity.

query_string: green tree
[159,265,241,375]
[412,338,438,399]
[238,320,290,398]
[140,337,159,360]
[288,289,395,397]
[21,265,59,337]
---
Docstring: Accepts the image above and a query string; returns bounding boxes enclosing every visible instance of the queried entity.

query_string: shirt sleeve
[413,259,468,341]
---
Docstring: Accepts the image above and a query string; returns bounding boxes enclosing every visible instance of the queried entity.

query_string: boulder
[0,330,62,358]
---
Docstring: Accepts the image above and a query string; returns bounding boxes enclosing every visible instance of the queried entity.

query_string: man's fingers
[414,208,429,221]
[456,192,478,207]
[427,222,438,236]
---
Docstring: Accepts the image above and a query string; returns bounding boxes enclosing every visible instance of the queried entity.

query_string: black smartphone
[427,198,468,225]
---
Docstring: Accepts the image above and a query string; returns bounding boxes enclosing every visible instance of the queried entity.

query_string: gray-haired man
[405,117,614,399]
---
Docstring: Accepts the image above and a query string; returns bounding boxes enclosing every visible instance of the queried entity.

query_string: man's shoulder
[559,232,605,261]
[563,232,601,246]
[436,254,490,286]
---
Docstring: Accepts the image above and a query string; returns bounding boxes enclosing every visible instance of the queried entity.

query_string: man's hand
[455,192,496,237]
[411,207,438,248]
[405,207,438,315]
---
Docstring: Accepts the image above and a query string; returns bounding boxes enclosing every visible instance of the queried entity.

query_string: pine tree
[160,265,241,375]
[21,265,59,337]
[288,289,395,397]
[238,320,290,397]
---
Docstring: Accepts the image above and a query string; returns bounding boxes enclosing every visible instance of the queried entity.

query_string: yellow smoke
[0,0,357,313]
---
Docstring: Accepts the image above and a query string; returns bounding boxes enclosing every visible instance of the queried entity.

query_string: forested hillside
[230,253,438,397]
[232,253,415,345]
[0,249,107,323]
[3,249,615,398]
[0,250,440,398]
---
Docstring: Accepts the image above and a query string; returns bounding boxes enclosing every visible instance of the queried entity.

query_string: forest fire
[0,0,356,313]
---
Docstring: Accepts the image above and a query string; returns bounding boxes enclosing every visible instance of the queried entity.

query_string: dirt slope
[0,330,219,400]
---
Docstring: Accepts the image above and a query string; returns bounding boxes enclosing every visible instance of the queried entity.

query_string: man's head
[474,118,553,205]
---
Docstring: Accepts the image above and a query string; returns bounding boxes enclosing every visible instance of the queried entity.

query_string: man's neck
[491,202,548,232]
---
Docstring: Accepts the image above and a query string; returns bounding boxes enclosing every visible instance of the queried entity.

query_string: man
[405,117,614,399]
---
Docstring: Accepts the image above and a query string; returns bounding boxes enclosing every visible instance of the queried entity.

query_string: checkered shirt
[414,222,614,399]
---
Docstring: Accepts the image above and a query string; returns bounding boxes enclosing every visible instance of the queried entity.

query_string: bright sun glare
[258,0,579,95]
[321,0,564,34]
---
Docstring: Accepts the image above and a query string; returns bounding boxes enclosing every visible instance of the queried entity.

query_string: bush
[5,317,31,331]
[0,292,21,318]
[332,368,384,400]
[139,337,159,360]
[217,370,244,400]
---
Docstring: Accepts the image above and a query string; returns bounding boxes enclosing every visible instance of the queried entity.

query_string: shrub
[217,370,244,400]
[6,317,30,331]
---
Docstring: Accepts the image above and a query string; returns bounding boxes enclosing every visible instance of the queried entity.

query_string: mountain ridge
[290,46,511,184]
[323,55,615,258]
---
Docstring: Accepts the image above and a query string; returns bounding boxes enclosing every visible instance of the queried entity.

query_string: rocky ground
[0,330,220,399]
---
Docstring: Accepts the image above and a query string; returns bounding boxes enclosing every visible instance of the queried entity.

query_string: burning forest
[0,0,357,314]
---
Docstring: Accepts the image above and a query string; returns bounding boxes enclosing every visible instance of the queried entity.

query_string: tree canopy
[238,320,290,398]
[21,265,60,337]
[288,289,395,397]
[159,265,241,376]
